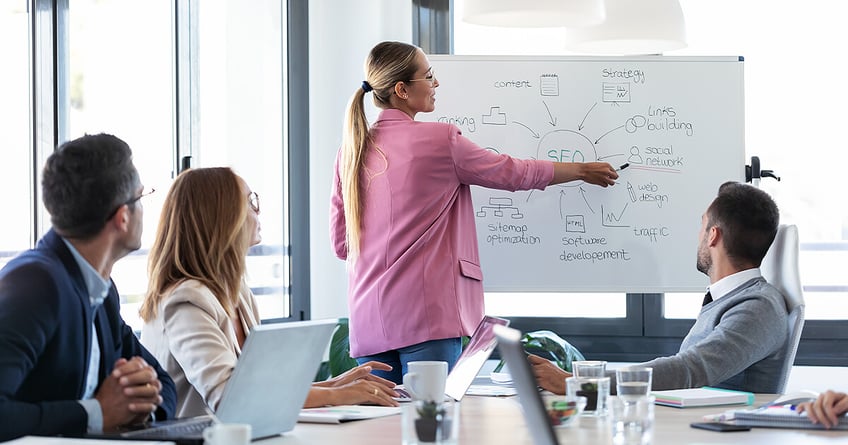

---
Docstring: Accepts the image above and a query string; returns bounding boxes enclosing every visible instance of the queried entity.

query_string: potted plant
[314,318,358,381]
[493,329,585,374]
[413,400,452,442]
[576,381,599,411]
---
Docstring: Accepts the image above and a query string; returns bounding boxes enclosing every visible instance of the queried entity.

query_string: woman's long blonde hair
[140,167,251,321]
[340,41,420,261]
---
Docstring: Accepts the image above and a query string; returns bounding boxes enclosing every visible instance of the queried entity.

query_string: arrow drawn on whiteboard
[579,187,595,214]
[542,101,557,126]
[594,124,625,144]
[578,102,597,131]
[598,153,625,161]
[512,121,540,138]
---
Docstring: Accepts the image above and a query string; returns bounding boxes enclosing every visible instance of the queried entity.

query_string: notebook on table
[652,387,754,408]
[394,315,509,402]
[91,319,336,445]
[730,406,848,430]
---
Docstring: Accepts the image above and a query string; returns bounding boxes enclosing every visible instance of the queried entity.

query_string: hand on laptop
[528,354,570,395]
[315,361,395,389]
[308,361,399,407]
[96,357,164,431]
[796,390,848,429]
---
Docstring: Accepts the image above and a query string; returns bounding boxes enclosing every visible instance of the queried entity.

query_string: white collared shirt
[62,238,111,433]
[706,268,762,302]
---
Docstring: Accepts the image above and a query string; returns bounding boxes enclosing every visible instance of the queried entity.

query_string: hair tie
[361,81,373,93]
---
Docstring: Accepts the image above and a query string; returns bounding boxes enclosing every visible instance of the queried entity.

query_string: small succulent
[416,400,447,418]
[414,400,453,442]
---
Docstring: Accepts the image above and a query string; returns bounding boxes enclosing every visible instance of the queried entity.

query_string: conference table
[264,394,848,444]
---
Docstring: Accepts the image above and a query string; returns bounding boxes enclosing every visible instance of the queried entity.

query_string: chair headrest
[760,224,804,310]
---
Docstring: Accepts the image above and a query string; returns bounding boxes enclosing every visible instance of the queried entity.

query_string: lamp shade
[565,0,687,55]
[463,0,605,28]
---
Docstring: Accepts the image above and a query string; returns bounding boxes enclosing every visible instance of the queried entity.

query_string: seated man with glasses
[0,133,176,441]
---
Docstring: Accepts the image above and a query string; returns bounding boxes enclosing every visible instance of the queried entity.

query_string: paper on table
[298,405,401,424]
[4,437,174,444]
[465,384,518,397]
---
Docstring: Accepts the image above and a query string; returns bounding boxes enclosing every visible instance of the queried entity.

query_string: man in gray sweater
[531,181,788,394]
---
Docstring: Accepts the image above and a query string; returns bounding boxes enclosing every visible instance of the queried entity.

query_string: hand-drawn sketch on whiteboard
[422,55,746,292]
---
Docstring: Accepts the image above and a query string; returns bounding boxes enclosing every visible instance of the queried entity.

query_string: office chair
[759,224,805,394]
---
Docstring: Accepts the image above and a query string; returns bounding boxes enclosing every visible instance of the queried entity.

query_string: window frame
[28,0,306,325]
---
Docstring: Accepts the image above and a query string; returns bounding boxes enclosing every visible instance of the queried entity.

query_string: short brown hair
[706,181,779,268]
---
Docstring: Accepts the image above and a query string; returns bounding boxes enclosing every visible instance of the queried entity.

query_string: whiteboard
[421,55,745,292]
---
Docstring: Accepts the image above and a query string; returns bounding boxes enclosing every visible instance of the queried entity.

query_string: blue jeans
[356,337,462,384]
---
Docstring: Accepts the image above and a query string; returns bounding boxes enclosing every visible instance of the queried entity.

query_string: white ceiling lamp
[565,0,687,55]
[462,0,606,28]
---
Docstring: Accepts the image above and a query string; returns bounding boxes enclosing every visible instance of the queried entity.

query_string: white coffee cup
[403,360,448,402]
[203,422,251,445]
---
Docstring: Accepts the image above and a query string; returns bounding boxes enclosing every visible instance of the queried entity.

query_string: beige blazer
[141,279,260,418]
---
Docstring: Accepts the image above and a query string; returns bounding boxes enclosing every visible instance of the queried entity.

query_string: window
[452,0,848,364]
[67,0,175,329]
[0,2,32,268]
[15,0,300,330]
[195,0,290,321]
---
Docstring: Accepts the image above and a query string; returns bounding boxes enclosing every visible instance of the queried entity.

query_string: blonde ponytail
[338,41,421,261]
[340,88,371,262]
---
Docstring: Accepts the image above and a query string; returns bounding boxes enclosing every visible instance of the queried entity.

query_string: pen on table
[616,163,630,172]
[764,404,798,410]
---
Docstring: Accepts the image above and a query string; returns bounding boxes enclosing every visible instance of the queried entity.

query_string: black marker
[616,163,630,172]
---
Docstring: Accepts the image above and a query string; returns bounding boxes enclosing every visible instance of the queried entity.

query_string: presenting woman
[141,167,397,418]
[330,41,618,383]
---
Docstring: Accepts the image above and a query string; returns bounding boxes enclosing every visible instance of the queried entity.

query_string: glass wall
[0,1,33,267]
[196,0,289,320]
[67,0,175,328]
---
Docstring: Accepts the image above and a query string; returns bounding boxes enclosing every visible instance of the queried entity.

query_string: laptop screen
[444,315,509,400]
[494,324,559,445]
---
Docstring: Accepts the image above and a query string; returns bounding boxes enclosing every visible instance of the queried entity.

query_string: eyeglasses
[248,191,260,213]
[106,187,155,221]
[407,68,436,85]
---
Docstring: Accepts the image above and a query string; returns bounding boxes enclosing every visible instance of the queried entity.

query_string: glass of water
[609,395,655,445]
[572,360,607,377]
[615,367,653,399]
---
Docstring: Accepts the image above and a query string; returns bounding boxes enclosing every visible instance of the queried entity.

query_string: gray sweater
[629,277,789,393]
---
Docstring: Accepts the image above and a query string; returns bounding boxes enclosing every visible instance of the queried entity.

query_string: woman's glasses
[408,69,436,85]
[248,191,260,213]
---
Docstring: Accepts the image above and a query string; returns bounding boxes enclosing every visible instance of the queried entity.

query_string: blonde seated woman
[140,167,398,418]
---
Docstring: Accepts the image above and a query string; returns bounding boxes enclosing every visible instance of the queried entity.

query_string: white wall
[308,1,412,320]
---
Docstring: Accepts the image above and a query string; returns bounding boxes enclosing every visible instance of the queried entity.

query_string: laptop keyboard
[394,387,412,399]
[123,417,213,439]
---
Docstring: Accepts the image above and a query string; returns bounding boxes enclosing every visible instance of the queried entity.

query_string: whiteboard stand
[746,155,781,188]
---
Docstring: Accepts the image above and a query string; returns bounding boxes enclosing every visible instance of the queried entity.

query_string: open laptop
[493,324,560,445]
[95,319,336,445]
[396,315,509,402]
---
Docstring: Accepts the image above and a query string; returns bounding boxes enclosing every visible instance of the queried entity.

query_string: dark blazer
[0,229,176,441]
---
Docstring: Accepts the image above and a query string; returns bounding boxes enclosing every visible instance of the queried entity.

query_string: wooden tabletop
[261,394,848,444]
